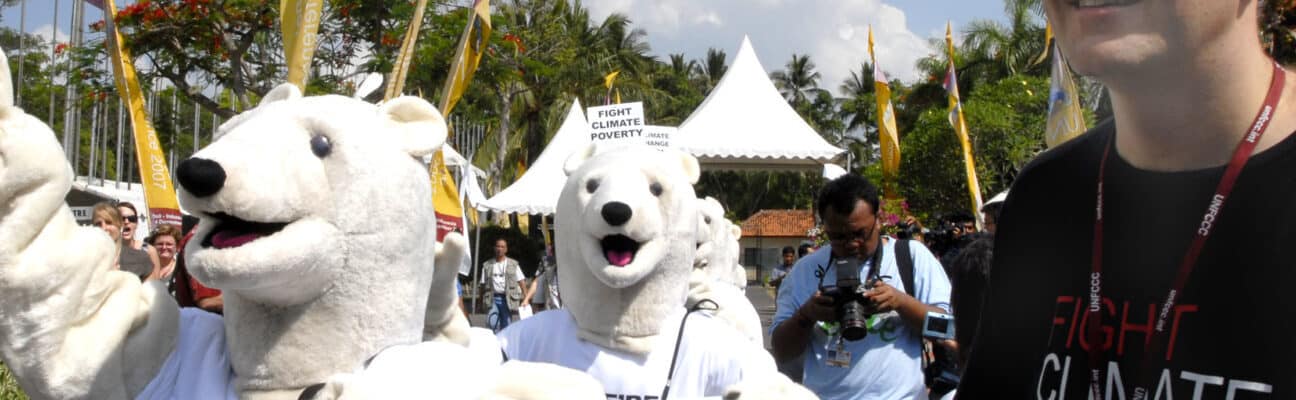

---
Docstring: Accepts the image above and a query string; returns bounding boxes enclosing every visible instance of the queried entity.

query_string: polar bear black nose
[601,202,633,226]
[176,157,226,198]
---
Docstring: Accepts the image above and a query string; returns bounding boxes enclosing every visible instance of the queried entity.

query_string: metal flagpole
[63,0,83,167]
[87,101,97,183]
[116,98,124,188]
[17,0,26,107]
[49,0,58,131]
[473,215,482,314]
[170,87,178,172]
[101,105,109,186]
[192,97,200,153]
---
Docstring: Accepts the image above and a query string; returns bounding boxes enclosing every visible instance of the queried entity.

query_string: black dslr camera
[822,256,882,341]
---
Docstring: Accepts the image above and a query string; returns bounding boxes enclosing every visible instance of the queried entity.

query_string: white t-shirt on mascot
[499,308,773,399]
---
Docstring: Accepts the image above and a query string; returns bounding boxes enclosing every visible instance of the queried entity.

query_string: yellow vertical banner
[281,0,324,91]
[944,22,985,224]
[385,0,430,100]
[430,151,466,240]
[103,0,181,227]
[868,26,901,198]
[433,0,491,240]
[1045,45,1088,148]
[438,0,492,115]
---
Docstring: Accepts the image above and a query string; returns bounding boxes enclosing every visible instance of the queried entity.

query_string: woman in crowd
[90,202,156,281]
[146,224,183,290]
[117,202,161,266]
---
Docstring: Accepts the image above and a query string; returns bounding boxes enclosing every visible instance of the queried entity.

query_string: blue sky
[4,0,1021,94]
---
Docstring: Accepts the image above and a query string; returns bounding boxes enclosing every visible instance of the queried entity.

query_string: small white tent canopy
[675,36,845,171]
[479,99,589,215]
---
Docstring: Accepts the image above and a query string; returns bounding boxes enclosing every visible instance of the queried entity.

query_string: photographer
[771,174,952,399]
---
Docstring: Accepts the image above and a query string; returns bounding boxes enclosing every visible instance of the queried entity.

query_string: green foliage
[0,361,28,400]
[900,74,1066,216]
[695,171,823,221]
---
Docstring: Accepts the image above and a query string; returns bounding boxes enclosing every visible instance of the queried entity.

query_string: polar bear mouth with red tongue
[201,212,289,249]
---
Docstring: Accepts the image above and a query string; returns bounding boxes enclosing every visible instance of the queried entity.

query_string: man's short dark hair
[782,246,796,256]
[798,243,813,258]
[815,174,881,220]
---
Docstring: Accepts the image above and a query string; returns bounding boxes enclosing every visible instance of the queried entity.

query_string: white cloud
[583,0,937,95]
[32,24,69,45]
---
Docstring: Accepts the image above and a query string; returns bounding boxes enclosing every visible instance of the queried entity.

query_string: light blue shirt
[771,238,952,400]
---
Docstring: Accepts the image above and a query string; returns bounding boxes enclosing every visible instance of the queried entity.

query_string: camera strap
[1085,62,1286,400]
[661,299,717,400]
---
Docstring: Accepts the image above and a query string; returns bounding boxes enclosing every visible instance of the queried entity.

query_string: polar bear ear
[379,96,448,157]
[563,143,598,176]
[259,83,302,107]
[729,224,743,240]
[677,150,701,185]
[0,47,12,109]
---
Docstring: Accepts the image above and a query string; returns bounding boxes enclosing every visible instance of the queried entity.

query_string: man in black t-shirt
[959,1,1296,398]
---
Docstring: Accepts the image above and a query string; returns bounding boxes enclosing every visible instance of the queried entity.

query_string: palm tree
[769,54,826,108]
[837,62,875,133]
[694,47,727,94]
[959,0,1047,80]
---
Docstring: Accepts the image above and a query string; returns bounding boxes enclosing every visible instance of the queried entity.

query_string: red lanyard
[1087,62,1286,399]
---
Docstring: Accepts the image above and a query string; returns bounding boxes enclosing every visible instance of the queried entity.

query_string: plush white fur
[304,341,604,400]
[687,197,762,343]
[177,84,449,398]
[693,197,746,289]
[555,144,700,355]
[0,49,179,399]
[424,232,472,346]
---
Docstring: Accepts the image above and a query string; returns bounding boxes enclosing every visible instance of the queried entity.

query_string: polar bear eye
[585,179,599,194]
[311,135,332,158]
[704,216,712,224]
[649,182,663,197]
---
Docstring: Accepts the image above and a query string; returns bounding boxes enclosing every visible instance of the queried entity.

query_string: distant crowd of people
[89,201,223,314]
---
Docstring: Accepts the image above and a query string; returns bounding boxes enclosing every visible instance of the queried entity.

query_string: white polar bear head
[693,197,745,287]
[556,144,700,354]
[175,83,447,396]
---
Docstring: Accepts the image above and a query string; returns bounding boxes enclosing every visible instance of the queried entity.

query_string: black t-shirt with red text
[959,120,1296,399]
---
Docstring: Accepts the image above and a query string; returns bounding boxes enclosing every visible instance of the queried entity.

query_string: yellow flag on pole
[438,0,492,116]
[433,0,491,240]
[944,22,985,225]
[1045,45,1088,148]
[1030,22,1054,67]
[280,0,324,91]
[868,26,901,198]
[385,0,430,100]
[430,151,467,240]
[103,0,181,226]
[604,70,620,90]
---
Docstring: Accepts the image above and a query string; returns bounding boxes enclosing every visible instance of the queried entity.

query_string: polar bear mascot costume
[0,42,597,399]
[687,197,763,344]
[692,197,747,290]
[496,144,816,400]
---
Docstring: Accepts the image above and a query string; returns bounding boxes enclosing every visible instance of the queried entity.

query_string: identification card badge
[825,338,851,368]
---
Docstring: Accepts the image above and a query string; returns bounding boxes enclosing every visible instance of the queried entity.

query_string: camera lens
[840,300,869,341]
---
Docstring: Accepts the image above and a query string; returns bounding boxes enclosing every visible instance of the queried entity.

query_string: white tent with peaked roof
[479,99,590,215]
[675,36,845,171]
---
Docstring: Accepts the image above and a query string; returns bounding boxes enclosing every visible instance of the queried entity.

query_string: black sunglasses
[123,215,139,223]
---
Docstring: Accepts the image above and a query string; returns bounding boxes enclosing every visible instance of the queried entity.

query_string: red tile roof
[741,209,815,238]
